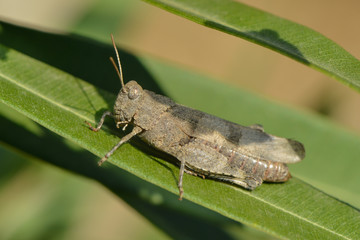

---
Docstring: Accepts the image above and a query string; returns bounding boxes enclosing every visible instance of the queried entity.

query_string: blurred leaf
[0,145,89,240]
[70,0,138,42]
[0,21,359,239]
[144,0,360,91]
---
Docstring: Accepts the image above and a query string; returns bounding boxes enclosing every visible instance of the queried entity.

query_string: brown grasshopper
[86,35,305,200]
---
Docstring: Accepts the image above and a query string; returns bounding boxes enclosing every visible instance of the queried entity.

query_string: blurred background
[0,0,359,239]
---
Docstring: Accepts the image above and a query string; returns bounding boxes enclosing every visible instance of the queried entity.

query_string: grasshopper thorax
[113,80,144,126]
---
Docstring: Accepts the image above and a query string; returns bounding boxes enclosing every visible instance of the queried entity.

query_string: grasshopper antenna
[110,34,125,90]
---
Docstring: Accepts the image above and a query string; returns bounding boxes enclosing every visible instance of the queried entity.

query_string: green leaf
[0,105,239,240]
[143,0,360,91]
[1,22,359,239]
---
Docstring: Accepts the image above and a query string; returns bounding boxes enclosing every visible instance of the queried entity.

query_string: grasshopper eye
[128,87,140,100]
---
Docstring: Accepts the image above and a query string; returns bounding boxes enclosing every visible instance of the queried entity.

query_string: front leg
[85,111,113,132]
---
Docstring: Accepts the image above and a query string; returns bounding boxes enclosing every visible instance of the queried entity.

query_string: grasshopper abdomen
[194,138,291,186]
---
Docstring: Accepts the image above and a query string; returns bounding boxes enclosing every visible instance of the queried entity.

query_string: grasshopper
[86,35,305,200]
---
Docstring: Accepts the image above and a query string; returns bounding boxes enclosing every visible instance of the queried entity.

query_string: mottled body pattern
[86,35,305,200]
[124,87,304,191]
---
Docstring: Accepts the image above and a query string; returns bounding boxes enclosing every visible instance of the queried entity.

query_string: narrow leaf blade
[144,0,360,91]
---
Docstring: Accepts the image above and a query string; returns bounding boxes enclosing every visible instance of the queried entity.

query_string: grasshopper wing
[170,105,305,164]
[232,126,305,163]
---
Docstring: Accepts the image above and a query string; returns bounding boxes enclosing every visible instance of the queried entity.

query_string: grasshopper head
[113,80,144,126]
[108,34,145,128]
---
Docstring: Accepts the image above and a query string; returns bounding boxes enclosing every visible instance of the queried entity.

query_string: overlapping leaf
[144,0,360,91]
